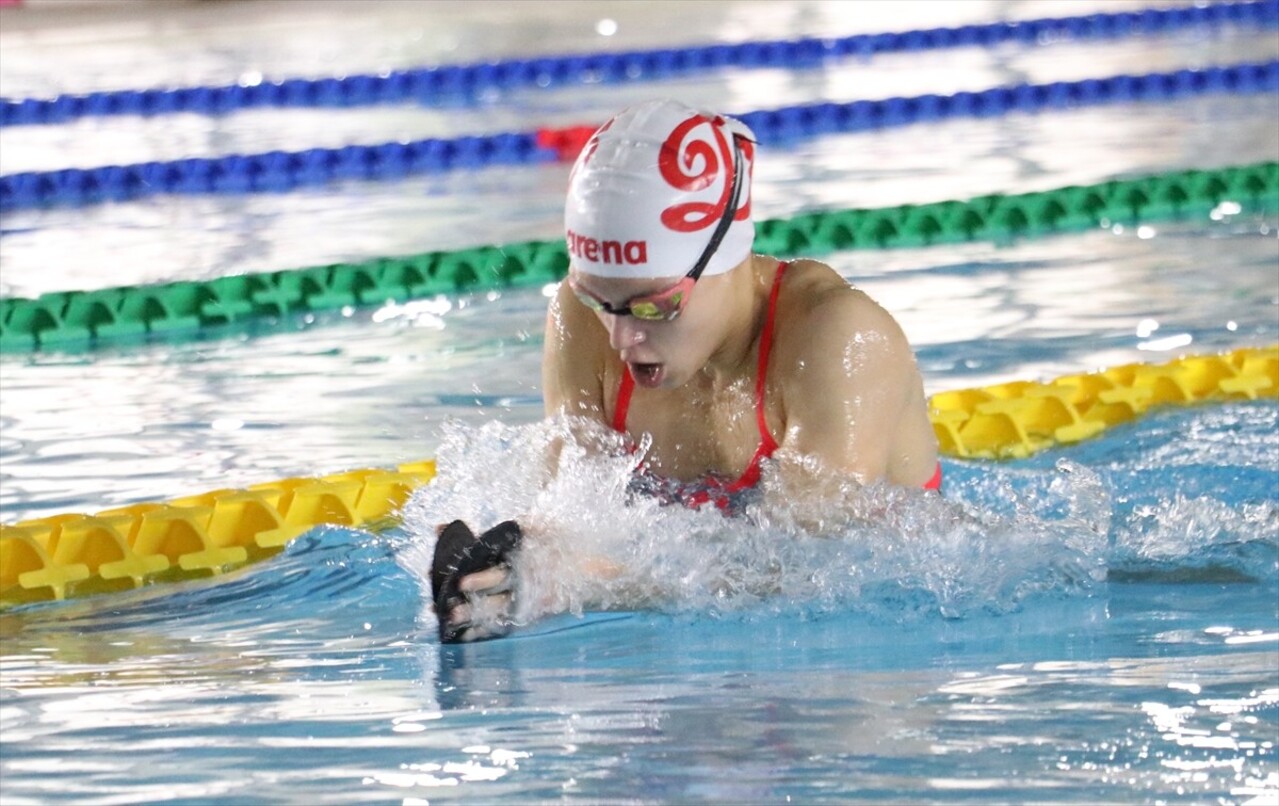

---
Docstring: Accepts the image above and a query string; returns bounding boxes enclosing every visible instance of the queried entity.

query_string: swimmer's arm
[434,284,620,641]
[542,280,609,422]
[774,289,932,490]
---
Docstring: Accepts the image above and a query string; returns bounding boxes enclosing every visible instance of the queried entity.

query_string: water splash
[397,419,1114,633]
[1109,494,1279,582]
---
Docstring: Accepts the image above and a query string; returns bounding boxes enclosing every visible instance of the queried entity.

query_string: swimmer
[433,99,939,642]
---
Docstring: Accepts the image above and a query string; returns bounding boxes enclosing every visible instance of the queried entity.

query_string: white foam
[397,420,1114,634]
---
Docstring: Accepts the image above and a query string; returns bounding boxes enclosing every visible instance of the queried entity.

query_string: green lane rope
[1,161,1275,354]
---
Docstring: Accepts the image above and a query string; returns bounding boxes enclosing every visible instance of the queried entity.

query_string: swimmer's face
[565,126,750,389]
[571,270,725,390]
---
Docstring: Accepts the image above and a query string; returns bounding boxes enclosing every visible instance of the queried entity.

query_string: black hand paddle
[431,519,523,643]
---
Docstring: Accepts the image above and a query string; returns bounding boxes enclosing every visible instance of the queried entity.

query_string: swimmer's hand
[430,519,523,644]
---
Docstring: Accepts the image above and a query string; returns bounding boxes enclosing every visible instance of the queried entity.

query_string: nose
[606,315,647,352]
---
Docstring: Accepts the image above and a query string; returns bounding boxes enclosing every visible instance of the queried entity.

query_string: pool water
[2,403,1276,804]
[1,1,1277,803]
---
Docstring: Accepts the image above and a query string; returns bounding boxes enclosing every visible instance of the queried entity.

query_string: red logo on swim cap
[657,115,752,234]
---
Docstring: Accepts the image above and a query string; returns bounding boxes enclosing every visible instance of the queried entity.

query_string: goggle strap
[687,134,746,284]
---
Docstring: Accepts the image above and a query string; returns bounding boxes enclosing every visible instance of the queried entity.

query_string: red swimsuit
[612,261,941,509]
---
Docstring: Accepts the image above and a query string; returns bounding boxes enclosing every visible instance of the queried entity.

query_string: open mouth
[629,362,665,388]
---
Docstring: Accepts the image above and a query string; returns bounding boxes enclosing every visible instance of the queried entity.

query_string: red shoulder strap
[727,261,788,491]
[612,367,634,433]
[613,260,787,490]
[752,262,786,449]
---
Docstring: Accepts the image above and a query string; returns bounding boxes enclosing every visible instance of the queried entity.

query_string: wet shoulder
[769,259,904,363]
[773,258,881,330]
[545,279,616,415]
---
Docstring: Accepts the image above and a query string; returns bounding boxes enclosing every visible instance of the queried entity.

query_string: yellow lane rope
[2,345,1274,605]
[931,345,1277,459]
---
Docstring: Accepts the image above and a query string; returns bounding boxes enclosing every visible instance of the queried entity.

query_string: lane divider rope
[2,161,1275,354]
[3,0,1273,126]
[2,60,1276,211]
[2,345,1274,605]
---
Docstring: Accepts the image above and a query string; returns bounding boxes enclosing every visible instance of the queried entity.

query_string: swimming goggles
[569,135,745,322]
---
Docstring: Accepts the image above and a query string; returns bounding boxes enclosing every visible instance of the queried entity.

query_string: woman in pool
[433,99,939,642]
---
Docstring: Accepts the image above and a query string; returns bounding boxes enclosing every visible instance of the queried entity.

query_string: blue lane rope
[1,0,1275,127]
[1,60,1276,212]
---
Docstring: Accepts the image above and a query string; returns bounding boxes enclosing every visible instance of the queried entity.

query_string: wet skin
[439,253,939,636]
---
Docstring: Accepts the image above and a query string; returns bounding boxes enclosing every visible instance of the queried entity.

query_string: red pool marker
[535,124,603,162]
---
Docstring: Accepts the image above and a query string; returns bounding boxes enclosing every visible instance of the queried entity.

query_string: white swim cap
[564,99,756,280]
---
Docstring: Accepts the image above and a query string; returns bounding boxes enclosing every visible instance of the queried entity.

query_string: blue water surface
[3,403,1276,804]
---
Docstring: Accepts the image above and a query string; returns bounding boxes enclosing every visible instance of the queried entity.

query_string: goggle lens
[569,277,692,322]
